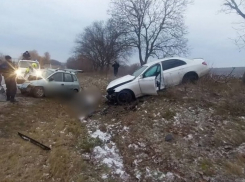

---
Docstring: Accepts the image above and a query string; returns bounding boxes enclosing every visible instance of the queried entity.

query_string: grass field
[1,73,245,182]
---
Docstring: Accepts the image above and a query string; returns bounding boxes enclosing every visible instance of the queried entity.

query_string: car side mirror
[48,77,54,82]
[139,75,143,79]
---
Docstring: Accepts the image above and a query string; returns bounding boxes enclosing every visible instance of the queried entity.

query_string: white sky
[0,0,245,67]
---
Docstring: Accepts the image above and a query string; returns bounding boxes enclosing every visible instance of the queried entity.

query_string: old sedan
[18,69,81,98]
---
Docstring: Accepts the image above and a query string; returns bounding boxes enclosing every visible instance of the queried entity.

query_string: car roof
[19,60,39,63]
[144,57,192,67]
[47,69,76,75]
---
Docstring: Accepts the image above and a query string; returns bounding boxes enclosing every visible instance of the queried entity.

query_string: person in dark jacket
[0,56,17,102]
[22,51,31,60]
[112,61,120,77]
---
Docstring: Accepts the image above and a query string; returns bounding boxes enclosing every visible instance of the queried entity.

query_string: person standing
[0,56,17,103]
[112,61,120,77]
[22,51,31,60]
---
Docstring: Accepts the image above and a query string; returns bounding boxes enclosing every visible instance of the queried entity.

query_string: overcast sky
[0,0,244,67]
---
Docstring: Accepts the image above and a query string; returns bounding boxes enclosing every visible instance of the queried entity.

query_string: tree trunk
[138,47,145,66]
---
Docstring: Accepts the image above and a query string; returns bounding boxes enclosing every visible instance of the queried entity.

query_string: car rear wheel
[33,87,45,98]
[116,90,133,105]
[182,73,198,84]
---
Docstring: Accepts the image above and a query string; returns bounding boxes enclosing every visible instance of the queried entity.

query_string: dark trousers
[5,78,17,100]
[114,69,118,76]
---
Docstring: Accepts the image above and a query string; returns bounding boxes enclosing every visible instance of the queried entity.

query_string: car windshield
[132,66,147,77]
[42,70,54,78]
[19,61,40,68]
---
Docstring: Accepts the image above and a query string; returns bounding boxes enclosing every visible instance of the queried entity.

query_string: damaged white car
[106,57,209,104]
[18,69,81,98]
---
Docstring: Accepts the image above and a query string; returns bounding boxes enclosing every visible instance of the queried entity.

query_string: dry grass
[1,73,245,182]
[0,97,103,182]
[224,162,244,176]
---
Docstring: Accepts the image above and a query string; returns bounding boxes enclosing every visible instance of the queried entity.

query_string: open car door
[138,64,161,95]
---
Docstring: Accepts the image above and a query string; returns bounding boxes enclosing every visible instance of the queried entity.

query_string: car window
[72,75,78,81]
[132,66,147,77]
[64,73,73,82]
[162,59,186,71]
[144,64,160,78]
[19,61,31,68]
[19,61,40,69]
[50,72,63,82]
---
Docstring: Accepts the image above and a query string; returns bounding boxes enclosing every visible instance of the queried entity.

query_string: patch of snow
[91,130,111,141]
[185,134,193,140]
[123,126,129,132]
[80,118,129,180]
[166,172,174,180]
[135,170,142,180]
[101,174,108,179]
[128,144,139,149]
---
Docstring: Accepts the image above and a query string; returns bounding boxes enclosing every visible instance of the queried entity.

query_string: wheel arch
[183,71,199,79]
[121,89,136,99]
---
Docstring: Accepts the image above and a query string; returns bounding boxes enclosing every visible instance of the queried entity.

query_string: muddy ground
[1,73,245,182]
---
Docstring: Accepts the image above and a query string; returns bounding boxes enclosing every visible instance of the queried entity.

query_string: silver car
[18,69,81,98]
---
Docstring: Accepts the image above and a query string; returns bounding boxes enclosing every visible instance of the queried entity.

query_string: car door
[63,73,74,91]
[138,64,161,95]
[162,59,187,86]
[47,72,65,94]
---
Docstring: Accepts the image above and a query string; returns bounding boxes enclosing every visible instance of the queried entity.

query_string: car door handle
[61,84,64,86]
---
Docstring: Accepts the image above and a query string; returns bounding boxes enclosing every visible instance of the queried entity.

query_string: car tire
[33,87,45,98]
[116,90,133,105]
[182,73,198,84]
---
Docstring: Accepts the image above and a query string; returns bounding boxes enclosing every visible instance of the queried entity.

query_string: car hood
[107,75,135,90]
[19,79,46,88]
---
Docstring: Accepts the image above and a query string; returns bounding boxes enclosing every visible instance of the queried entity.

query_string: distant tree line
[67,0,191,72]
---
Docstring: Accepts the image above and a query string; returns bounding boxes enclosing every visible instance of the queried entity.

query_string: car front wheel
[33,87,45,98]
[116,90,133,105]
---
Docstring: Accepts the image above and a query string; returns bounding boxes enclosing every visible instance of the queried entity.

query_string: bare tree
[75,20,131,71]
[223,0,245,49]
[110,0,190,65]
[43,52,51,65]
[223,0,245,83]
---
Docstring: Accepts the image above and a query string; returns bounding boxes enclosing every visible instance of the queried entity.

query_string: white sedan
[106,57,209,104]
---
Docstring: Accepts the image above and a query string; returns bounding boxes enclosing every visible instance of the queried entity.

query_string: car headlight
[36,70,42,77]
[15,70,21,76]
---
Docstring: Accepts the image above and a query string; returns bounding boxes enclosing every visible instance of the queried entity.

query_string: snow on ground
[80,117,129,180]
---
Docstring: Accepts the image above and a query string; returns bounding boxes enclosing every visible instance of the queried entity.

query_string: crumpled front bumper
[106,89,117,102]
[18,83,33,93]
[106,93,116,101]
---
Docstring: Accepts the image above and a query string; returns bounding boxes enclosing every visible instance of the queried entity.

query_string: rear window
[19,61,30,68]
[19,61,40,69]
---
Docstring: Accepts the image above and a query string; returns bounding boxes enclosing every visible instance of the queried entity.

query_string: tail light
[202,62,207,66]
